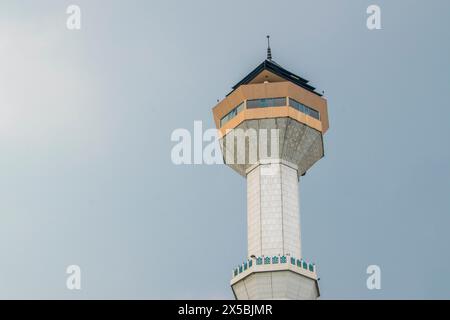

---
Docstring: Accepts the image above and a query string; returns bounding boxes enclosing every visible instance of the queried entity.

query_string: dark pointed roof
[230,59,322,97]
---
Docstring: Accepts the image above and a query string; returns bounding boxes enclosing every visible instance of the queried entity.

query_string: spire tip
[266,35,272,60]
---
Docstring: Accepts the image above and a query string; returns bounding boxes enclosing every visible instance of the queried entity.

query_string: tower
[212,40,329,300]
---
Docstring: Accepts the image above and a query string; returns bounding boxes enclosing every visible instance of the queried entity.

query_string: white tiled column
[246,161,301,259]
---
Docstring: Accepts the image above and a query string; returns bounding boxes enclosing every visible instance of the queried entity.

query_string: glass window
[307,107,320,120]
[247,97,286,108]
[220,102,245,127]
[246,99,260,108]
[289,98,305,113]
[236,102,244,113]
[246,99,257,108]
[289,98,320,120]
[271,97,287,107]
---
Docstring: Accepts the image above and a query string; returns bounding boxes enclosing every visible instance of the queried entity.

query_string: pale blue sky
[0,0,449,299]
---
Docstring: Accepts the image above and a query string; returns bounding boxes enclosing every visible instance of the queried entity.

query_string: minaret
[212,39,329,300]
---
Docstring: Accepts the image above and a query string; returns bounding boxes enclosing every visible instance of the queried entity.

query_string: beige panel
[212,81,329,133]
[218,107,323,137]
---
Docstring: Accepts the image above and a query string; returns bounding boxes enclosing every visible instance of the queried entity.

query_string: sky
[0,0,449,299]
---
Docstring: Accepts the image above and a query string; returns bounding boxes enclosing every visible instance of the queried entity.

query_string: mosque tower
[212,37,329,300]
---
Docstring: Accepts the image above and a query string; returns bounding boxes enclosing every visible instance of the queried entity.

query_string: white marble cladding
[247,160,301,259]
[231,270,319,300]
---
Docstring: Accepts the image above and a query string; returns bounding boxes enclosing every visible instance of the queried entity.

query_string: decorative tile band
[232,255,316,278]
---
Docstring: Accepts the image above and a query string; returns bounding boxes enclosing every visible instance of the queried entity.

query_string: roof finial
[266,35,272,60]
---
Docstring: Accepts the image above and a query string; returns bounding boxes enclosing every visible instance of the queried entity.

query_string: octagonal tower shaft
[247,161,301,259]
